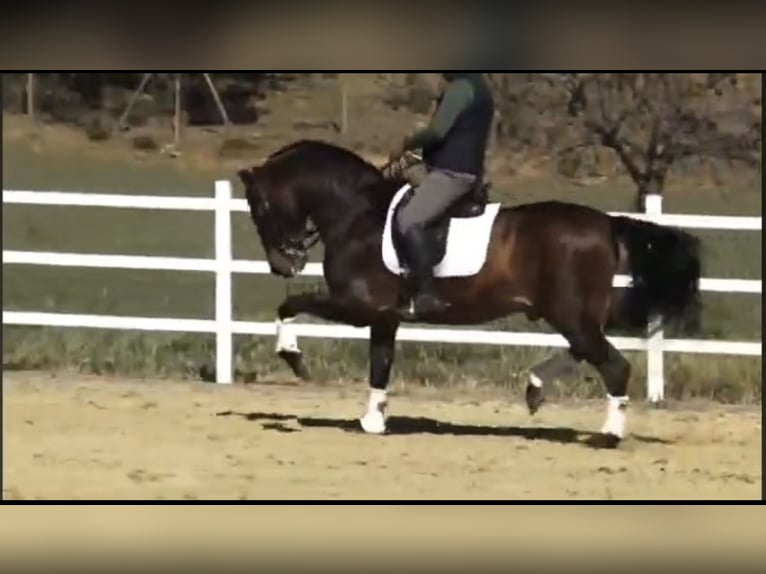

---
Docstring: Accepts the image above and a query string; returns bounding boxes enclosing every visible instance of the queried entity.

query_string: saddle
[392,180,491,269]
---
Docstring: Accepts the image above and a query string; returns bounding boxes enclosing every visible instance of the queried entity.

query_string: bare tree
[486,73,564,151]
[549,73,761,209]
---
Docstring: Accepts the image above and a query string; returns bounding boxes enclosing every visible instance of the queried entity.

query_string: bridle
[281,224,320,260]
[250,181,319,264]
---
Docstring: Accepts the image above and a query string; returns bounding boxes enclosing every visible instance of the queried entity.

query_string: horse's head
[237,166,317,279]
[238,140,412,277]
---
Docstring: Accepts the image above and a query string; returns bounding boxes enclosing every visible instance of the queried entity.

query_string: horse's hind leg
[565,320,631,446]
[539,242,630,444]
[593,342,631,443]
[542,281,631,445]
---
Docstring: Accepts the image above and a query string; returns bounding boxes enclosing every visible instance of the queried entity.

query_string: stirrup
[410,291,451,316]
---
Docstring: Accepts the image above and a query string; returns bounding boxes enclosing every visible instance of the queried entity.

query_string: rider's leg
[396,169,476,315]
[397,169,477,233]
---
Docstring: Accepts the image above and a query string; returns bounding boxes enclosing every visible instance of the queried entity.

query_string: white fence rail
[3,183,762,403]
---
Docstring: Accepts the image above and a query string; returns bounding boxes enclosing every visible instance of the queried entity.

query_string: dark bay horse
[237,139,701,445]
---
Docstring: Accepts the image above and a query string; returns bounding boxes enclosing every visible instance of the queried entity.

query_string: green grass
[2,136,762,403]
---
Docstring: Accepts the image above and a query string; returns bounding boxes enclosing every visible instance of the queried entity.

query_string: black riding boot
[401,225,450,316]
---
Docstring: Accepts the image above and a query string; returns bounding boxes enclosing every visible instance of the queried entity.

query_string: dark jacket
[414,73,495,177]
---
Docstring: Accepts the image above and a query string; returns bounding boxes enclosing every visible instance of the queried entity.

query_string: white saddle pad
[381,184,501,278]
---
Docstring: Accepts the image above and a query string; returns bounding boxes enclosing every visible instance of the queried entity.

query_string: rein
[380,151,423,179]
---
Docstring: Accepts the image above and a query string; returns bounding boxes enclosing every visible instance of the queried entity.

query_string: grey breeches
[396,169,477,235]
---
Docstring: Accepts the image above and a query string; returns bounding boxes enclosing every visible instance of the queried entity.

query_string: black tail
[610,216,702,331]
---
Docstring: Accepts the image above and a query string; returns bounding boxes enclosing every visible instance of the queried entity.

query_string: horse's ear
[237,167,262,187]
[237,168,254,186]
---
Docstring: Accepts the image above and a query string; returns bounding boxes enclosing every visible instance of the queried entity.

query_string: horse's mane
[265,139,376,174]
[264,139,410,220]
[265,139,320,163]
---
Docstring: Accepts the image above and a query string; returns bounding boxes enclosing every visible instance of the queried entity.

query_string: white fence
[3,182,762,403]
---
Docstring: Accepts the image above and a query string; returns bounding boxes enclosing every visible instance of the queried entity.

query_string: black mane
[265,139,378,177]
[263,139,410,219]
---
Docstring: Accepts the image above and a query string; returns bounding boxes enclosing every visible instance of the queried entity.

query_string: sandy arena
[3,371,761,500]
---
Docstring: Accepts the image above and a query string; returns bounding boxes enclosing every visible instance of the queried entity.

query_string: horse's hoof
[360,411,387,435]
[199,363,216,383]
[525,383,544,415]
[278,351,311,381]
[587,433,622,450]
[602,433,622,449]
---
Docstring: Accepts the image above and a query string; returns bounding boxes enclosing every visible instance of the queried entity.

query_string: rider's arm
[402,79,475,151]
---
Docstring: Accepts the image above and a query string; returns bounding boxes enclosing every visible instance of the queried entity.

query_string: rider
[389,72,495,315]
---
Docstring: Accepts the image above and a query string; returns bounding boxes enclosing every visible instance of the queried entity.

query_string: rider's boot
[401,224,451,317]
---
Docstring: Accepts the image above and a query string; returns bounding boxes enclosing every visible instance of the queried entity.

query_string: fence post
[26,73,35,120]
[339,79,349,135]
[644,193,664,403]
[215,180,233,384]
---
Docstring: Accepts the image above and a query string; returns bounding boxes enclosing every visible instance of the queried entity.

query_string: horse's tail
[609,215,702,330]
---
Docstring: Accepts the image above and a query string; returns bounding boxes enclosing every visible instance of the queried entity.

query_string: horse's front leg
[275,293,370,380]
[359,320,399,435]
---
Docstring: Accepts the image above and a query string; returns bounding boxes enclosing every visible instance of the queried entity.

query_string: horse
[236,139,701,447]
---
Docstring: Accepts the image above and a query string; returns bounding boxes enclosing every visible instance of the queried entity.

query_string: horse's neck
[305,178,399,246]
[310,199,384,248]
[362,177,407,215]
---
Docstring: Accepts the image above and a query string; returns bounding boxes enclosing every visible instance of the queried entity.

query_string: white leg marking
[360,388,388,435]
[600,394,628,439]
[528,372,544,389]
[275,317,300,354]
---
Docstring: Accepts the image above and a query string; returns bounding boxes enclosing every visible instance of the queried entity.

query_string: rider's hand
[389,137,408,162]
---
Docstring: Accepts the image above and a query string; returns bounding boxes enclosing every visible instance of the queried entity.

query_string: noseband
[256,189,319,262]
[280,222,320,260]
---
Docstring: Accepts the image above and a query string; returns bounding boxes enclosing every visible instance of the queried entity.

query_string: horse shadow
[215,410,672,450]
